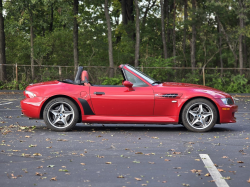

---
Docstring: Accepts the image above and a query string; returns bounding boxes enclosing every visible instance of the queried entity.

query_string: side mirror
[123,81,134,91]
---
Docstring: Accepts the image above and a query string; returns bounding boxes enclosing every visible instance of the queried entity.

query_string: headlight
[24,90,36,98]
[221,98,234,105]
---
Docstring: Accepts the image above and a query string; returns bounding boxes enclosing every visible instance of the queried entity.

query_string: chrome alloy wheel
[47,102,74,129]
[186,103,214,130]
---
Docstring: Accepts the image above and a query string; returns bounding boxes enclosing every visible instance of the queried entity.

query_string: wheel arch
[178,96,220,124]
[40,95,82,123]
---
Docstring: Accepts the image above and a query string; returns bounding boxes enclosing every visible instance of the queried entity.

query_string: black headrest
[74,66,83,84]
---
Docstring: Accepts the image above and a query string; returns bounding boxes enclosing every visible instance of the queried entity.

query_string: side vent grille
[162,94,178,98]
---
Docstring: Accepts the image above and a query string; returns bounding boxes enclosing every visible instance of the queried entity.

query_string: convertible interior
[61,66,125,87]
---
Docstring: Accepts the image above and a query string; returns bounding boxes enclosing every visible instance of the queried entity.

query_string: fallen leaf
[246,137,249,140]
[141,184,147,186]
[35,172,43,176]
[50,177,57,181]
[29,144,37,147]
[151,137,159,139]
[164,159,170,161]
[133,160,140,164]
[25,136,31,138]
[195,159,200,161]
[47,165,55,168]
[222,156,228,158]
[12,150,20,152]
[33,153,42,156]
[182,183,190,186]
[57,139,68,142]
[162,181,167,183]
[204,173,210,177]
[117,175,124,178]
[173,152,181,155]
[247,178,250,183]
[218,169,225,172]
[190,169,197,173]
[208,180,215,182]
[80,163,86,165]
[135,177,141,181]
[37,166,43,169]
[148,162,155,164]
[105,162,112,164]
[237,161,244,163]
[59,169,68,172]
[135,152,143,154]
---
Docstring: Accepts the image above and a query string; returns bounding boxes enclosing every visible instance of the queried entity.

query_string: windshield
[126,65,156,84]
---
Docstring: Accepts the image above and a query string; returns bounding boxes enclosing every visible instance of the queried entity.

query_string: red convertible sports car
[21,64,238,132]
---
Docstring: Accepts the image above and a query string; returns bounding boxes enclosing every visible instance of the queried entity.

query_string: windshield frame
[124,65,156,84]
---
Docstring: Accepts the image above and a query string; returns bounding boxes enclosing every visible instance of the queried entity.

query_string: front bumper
[215,98,238,123]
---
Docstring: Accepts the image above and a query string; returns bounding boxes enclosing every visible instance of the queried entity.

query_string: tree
[191,0,196,71]
[0,0,6,82]
[134,0,140,67]
[120,0,134,40]
[104,0,114,77]
[182,0,188,65]
[239,0,244,74]
[160,0,167,59]
[73,0,79,76]
[173,0,176,65]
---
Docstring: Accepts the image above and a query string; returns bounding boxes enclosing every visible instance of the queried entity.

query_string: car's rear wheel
[43,97,79,131]
[182,98,217,132]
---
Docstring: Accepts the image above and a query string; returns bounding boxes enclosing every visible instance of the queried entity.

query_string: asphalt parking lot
[0,91,250,187]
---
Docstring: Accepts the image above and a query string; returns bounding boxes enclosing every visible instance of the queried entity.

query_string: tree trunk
[134,0,140,67]
[104,0,114,77]
[165,0,170,57]
[73,0,79,76]
[216,16,238,68]
[182,0,188,66]
[0,0,6,82]
[239,0,244,74]
[173,0,176,65]
[191,0,196,71]
[30,17,35,80]
[160,0,167,59]
[244,35,247,68]
[218,22,223,77]
[49,3,53,32]
[120,0,134,41]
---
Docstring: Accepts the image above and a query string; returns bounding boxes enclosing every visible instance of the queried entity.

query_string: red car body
[21,64,238,132]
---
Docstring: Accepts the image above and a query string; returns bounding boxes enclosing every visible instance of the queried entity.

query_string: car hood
[160,82,231,98]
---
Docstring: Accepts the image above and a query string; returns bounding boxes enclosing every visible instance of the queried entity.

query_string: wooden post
[202,67,205,86]
[16,63,18,89]
[59,66,62,80]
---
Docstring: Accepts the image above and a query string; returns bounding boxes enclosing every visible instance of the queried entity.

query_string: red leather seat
[81,70,90,86]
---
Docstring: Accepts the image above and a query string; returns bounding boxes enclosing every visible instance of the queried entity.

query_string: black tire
[43,97,79,131]
[181,98,217,132]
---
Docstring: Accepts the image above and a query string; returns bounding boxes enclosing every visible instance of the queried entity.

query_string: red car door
[90,86,154,116]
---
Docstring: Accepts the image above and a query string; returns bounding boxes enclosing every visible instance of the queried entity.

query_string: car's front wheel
[43,97,79,131]
[182,98,217,132]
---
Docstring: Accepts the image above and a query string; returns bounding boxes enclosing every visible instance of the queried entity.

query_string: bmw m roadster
[21,64,238,132]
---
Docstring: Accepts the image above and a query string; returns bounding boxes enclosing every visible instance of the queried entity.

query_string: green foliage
[142,57,175,82]
[100,76,123,85]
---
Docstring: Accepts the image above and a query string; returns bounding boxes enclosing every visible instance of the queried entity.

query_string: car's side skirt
[81,116,179,124]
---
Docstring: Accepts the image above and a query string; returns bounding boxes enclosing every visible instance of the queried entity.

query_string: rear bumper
[20,97,46,119]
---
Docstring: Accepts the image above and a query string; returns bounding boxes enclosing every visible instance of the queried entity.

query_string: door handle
[94,92,105,95]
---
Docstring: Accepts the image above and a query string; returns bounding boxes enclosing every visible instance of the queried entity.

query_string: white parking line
[0,102,13,105]
[200,154,229,187]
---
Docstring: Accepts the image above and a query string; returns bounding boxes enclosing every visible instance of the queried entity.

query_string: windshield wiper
[152,81,162,84]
